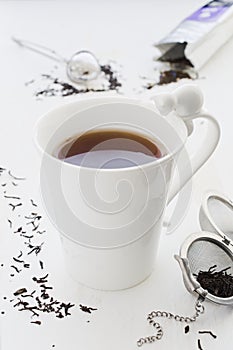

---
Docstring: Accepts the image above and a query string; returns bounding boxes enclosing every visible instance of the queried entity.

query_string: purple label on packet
[188,1,232,22]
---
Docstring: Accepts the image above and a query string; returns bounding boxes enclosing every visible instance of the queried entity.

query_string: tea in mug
[55,129,166,169]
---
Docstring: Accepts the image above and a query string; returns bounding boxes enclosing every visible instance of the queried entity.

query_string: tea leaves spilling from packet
[152,0,233,86]
[137,192,233,346]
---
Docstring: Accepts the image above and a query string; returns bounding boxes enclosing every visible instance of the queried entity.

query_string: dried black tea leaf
[30,199,37,207]
[8,171,26,181]
[32,274,49,284]
[79,304,98,314]
[14,288,28,296]
[17,251,23,258]
[37,230,46,235]
[4,195,21,200]
[27,242,44,256]
[197,339,204,350]
[198,330,217,339]
[9,203,22,211]
[195,266,233,298]
[31,320,41,325]
[11,265,22,273]
[13,257,24,263]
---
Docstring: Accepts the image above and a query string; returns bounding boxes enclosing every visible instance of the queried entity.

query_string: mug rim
[34,96,187,172]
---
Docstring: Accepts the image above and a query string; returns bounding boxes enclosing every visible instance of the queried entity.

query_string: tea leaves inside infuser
[187,239,233,298]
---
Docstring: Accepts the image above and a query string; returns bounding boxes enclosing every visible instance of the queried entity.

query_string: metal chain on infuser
[137,296,205,347]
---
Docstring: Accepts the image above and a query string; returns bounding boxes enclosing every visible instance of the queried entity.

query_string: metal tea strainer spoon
[137,192,233,347]
[12,37,101,83]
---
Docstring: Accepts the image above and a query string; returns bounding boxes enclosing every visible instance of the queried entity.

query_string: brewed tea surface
[56,129,165,168]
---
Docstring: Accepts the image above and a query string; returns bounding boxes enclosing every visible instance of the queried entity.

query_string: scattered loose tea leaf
[21,291,36,298]
[79,304,98,314]
[32,274,49,284]
[31,320,41,325]
[14,227,23,233]
[21,234,33,240]
[17,251,23,259]
[27,242,44,256]
[14,288,28,296]
[9,203,22,211]
[100,64,122,90]
[37,230,46,235]
[39,260,44,270]
[13,257,24,263]
[25,215,36,220]
[8,171,26,181]
[4,195,21,200]
[30,199,37,207]
[59,302,75,316]
[41,284,53,290]
[198,330,217,339]
[11,265,22,273]
[32,224,39,232]
[198,338,204,350]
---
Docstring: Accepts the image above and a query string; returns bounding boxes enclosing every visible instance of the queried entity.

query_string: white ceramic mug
[35,85,220,290]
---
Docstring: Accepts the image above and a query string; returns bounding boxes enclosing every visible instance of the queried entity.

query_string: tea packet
[154,1,233,76]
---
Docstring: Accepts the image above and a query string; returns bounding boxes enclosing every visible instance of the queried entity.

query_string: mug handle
[167,109,220,203]
[151,85,220,204]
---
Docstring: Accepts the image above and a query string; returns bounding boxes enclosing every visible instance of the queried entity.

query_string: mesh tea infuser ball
[12,37,101,83]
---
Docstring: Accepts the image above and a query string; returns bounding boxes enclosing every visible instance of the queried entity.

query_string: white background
[0,1,233,349]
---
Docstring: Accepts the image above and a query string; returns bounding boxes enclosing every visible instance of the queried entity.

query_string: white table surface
[0,1,233,349]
